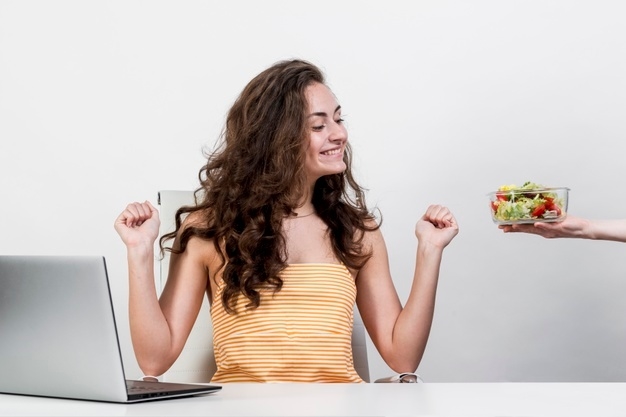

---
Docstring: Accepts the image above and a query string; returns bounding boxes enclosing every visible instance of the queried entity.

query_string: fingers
[501,224,533,233]
[533,222,555,230]
[500,224,525,233]
[423,204,457,229]
[500,222,554,237]
[116,201,157,228]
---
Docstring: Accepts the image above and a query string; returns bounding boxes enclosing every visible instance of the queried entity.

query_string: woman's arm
[500,215,626,242]
[114,201,210,377]
[356,205,458,373]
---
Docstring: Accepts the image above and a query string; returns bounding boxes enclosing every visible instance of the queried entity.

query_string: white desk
[2,383,626,416]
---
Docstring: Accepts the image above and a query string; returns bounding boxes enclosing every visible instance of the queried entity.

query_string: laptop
[0,255,221,403]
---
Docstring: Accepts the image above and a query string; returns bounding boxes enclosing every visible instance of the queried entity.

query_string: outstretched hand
[415,205,459,249]
[114,201,160,248]
[498,215,588,239]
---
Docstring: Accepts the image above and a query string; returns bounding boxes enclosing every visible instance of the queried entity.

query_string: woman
[114,59,459,383]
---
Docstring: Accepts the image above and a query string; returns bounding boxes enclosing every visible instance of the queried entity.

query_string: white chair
[156,190,419,384]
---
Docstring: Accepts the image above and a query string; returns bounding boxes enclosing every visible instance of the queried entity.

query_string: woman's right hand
[114,201,160,249]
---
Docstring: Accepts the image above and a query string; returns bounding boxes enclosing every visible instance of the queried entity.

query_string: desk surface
[2,383,626,417]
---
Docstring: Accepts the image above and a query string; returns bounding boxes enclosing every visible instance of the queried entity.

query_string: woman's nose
[329,122,347,142]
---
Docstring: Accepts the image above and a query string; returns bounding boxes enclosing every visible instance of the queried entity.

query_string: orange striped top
[210,263,363,383]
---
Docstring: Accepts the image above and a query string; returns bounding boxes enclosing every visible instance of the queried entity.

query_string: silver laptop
[0,255,221,403]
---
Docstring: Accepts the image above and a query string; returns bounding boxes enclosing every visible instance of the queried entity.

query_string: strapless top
[210,263,363,383]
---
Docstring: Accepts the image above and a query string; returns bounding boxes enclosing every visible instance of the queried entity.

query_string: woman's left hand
[415,204,459,249]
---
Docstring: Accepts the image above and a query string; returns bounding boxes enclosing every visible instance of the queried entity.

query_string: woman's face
[303,82,348,183]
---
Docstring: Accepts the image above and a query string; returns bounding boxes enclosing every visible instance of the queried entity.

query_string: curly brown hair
[161,59,379,313]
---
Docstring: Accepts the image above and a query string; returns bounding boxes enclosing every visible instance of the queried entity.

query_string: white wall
[2,0,625,382]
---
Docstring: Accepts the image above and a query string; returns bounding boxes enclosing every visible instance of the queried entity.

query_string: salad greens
[490,181,565,223]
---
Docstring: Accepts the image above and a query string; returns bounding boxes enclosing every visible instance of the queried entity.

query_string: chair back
[156,190,371,383]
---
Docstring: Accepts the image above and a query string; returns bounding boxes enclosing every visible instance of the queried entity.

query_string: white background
[1,0,625,382]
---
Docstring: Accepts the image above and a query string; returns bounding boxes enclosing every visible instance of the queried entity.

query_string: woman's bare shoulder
[180,209,208,229]
[361,217,383,243]
[178,209,222,274]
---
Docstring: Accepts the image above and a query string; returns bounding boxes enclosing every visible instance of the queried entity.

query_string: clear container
[487,187,569,225]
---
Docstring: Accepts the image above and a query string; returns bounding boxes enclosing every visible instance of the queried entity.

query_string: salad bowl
[488,182,569,225]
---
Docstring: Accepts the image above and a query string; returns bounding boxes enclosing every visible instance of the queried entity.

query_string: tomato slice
[544,200,562,215]
[531,204,546,218]
[495,192,509,201]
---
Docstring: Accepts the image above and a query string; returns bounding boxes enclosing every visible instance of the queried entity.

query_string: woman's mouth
[321,148,342,156]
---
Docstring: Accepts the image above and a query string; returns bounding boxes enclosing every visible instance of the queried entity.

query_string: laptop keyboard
[126,380,165,392]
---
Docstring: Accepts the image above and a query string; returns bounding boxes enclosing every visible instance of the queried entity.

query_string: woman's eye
[335,118,344,124]
[312,125,325,131]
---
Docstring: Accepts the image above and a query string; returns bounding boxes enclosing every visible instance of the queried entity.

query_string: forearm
[586,219,626,242]
[388,243,443,373]
[126,245,176,376]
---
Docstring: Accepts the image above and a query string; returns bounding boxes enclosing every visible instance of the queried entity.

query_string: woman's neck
[292,190,315,218]
[292,201,315,218]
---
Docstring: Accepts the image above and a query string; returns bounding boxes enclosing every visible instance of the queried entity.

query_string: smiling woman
[304,85,348,183]
[114,59,459,383]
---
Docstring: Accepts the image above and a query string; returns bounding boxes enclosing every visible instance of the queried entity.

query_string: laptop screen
[0,256,131,401]
[0,255,220,402]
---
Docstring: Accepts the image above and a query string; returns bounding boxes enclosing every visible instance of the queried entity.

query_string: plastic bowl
[488,186,569,225]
